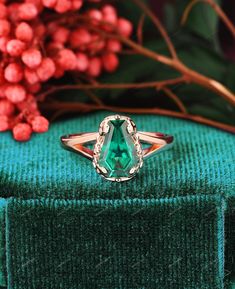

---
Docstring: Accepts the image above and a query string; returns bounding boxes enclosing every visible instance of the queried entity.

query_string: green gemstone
[98,119,139,179]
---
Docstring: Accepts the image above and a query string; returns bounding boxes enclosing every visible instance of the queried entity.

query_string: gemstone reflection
[97,118,140,179]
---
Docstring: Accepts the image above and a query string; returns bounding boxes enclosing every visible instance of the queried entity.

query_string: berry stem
[39,100,235,134]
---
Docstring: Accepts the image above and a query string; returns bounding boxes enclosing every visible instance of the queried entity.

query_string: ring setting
[60,115,174,182]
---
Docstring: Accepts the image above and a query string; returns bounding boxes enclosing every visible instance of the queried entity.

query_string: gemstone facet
[93,115,143,181]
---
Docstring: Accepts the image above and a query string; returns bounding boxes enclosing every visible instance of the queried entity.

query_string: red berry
[15,22,33,43]
[13,123,32,141]
[42,0,57,8]
[0,115,9,131]
[20,95,39,113]
[33,23,46,38]
[117,18,133,37]
[36,58,56,81]
[88,34,105,53]
[31,115,49,133]
[76,53,89,72]
[47,22,58,34]
[16,94,38,112]
[0,4,7,19]
[106,39,122,52]
[18,3,38,21]
[72,0,83,10]
[102,5,116,15]
[69,28,91,49]
[5,84,26,103]
[22,48,42,69]
[8,3,21,22]
[87,57,102,77]
[57,49,77,70]
[55,0,72,13]
[0,67,5,85]
[6,39,26,57]
[4,63,23,83]
[87,9,103,25]
[102,5,117,27]
[52,27,70,44]
[0,99,15,116]
[0,36,9,52]
[54,65,64,78]
[27,82,41,93]
[46,41,64,56]
[25,0,43,11]
[102,53,119,72]
[0,19,10,37]
[0,85,7,98]
[24,67,39,84]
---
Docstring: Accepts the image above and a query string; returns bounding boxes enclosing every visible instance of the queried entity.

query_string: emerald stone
[97,118,140,179]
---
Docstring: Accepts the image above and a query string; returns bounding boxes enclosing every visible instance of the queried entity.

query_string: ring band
[60,115,174,182]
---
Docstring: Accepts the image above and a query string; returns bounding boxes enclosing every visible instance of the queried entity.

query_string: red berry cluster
[0,0,133,141]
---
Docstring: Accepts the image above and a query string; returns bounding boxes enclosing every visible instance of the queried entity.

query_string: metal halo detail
[60,115,174,182]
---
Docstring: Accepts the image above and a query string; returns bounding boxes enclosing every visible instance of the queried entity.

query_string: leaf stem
[39,101,235,134]
[37,77,185,101]
[162,87,188,113]
[132,0,178,59]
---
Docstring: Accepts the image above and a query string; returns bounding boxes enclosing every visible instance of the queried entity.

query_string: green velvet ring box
[0,112,234,289]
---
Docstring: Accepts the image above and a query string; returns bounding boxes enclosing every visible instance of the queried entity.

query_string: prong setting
[93,115,143,182]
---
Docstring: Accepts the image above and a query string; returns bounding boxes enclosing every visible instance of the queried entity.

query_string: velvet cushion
[0,112,234,289]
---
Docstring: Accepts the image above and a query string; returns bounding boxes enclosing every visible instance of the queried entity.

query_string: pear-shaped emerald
[97,118,140,179]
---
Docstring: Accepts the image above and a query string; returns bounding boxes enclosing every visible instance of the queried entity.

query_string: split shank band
[61,131,173,160]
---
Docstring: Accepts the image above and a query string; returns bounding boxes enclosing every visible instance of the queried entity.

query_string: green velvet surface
[0,112,234,289]
[0,200,6,287]
[225,206,235,289]
[5,196,225,289]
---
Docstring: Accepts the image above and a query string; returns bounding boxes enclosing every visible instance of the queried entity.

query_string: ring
[60,115,174,182]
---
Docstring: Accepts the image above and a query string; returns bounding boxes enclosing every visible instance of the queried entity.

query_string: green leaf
[165,0,221,49]
[178,45,226,80]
